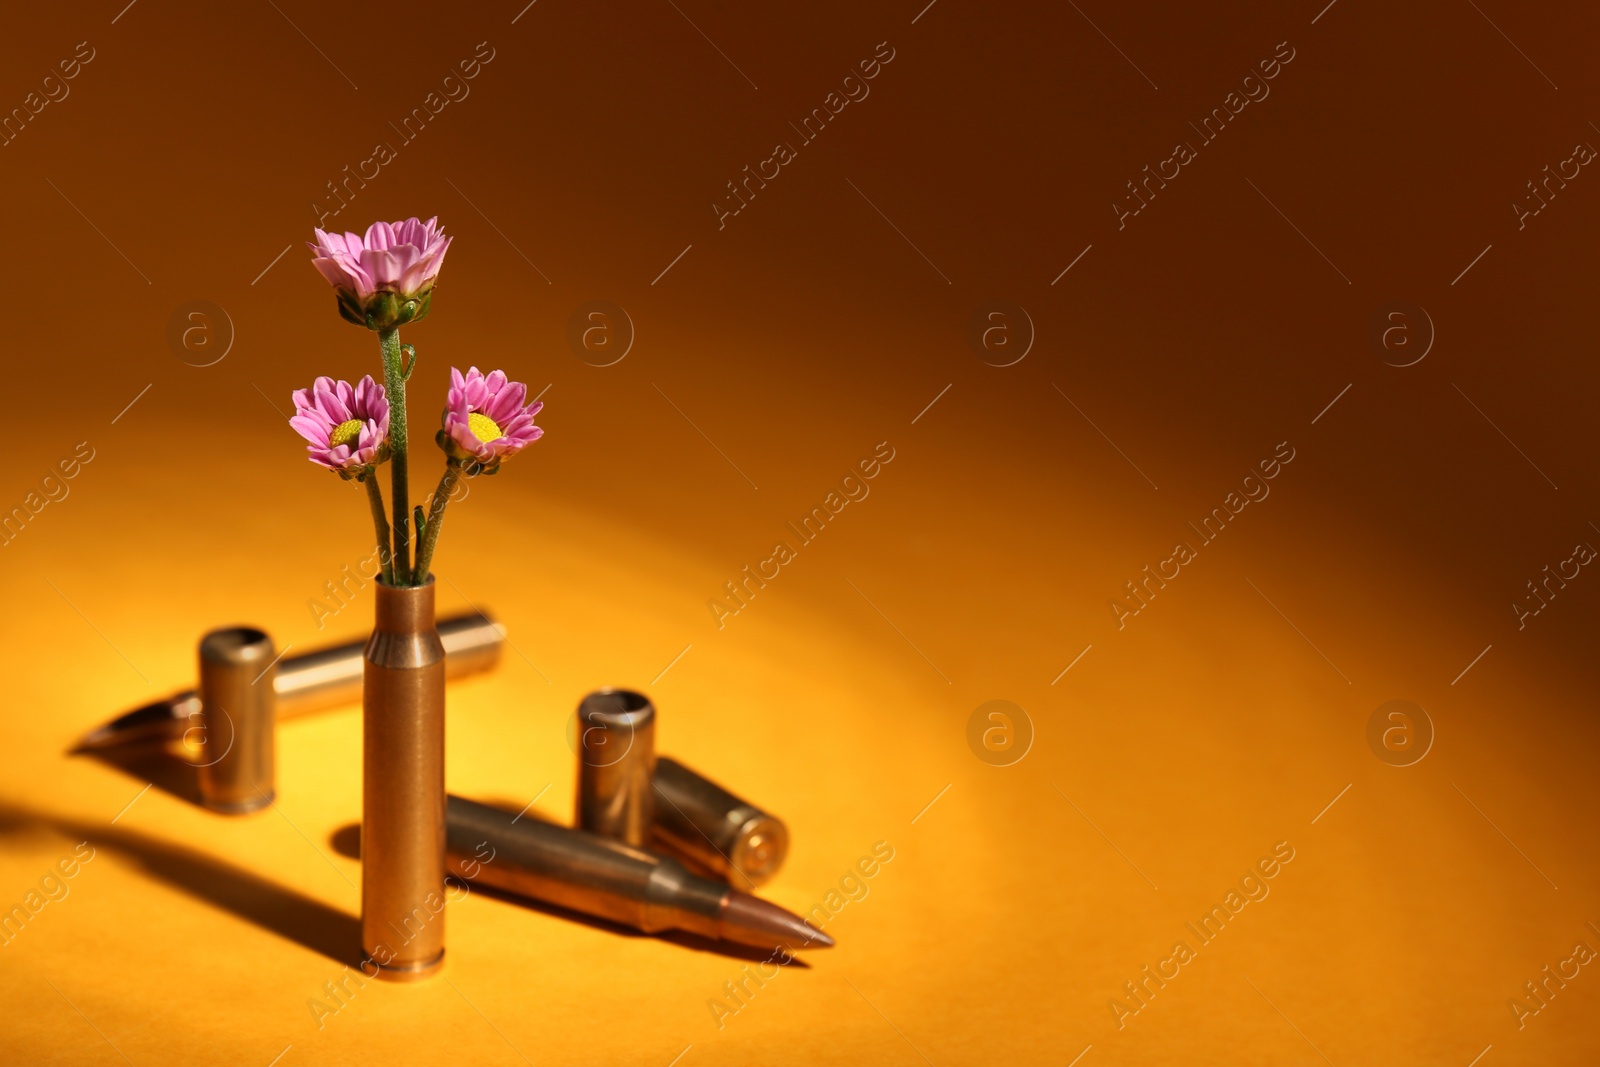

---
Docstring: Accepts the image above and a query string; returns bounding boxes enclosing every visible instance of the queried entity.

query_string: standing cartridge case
[196,627,277,814]
[282,611,501,717]
[574,689,656,847]
[651,757,789,887]
[362,580,446,981]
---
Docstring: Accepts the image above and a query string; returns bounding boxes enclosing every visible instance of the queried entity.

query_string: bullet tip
[801,921,835,949]
[722,890,837,952]
[68,698,187,754]
[69,728,115,754]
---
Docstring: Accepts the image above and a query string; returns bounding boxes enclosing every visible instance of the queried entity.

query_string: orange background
[2,1,1598,1064]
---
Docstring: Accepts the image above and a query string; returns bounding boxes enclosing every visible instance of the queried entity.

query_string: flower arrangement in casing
[294,217,543,585]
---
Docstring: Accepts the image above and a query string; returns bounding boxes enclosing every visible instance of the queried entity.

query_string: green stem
[412,461,463,583]
[361,473,394,585]
[378,326,410,584]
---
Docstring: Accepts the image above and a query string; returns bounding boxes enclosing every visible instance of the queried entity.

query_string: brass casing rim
[202,790,274,815]
[370,948,445,982]
[728,812,789,885]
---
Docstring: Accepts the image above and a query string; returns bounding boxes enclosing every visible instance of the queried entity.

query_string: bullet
[72,612,503,753]
[651,756,790,888]
[196,627,276,814]
[574,688,656,847]
[447,795,831,953]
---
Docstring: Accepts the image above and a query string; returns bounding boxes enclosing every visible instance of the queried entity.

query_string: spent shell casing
[361,580,446,982]
[196,627,277,814]
[574,688,656,847]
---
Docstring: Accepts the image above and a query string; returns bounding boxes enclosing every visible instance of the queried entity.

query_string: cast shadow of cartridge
[78,744,205,808]
[0,802,361,966]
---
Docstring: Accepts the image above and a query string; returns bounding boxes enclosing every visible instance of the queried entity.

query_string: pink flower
[290,375,391,476]
[439,367,543,470]
[307,217,452,329]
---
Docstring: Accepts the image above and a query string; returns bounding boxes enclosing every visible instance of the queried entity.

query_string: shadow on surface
[77,745,205,808]
[0,801,361,967]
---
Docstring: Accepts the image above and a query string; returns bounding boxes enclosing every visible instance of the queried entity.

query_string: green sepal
[337,286,435,331]
[336,288,366,327]
[435,428,502,474]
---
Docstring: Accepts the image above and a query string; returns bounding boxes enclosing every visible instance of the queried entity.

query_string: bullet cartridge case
[196,627,277,814]
[75,612,504,754]
[362,580,446,981]
[574,688,656,847]
[283,611,502,716]
[447,795,830,952]
[651,756,789,887]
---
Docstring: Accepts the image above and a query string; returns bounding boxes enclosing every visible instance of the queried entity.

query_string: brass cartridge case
[74,612,503,754]
[574,688,656,847]
[452,795,722,939]
[447,796,830,951]
[285,611,501,716]
[362,580,446,981]
[196,627,277,814]
[651,756,789,887]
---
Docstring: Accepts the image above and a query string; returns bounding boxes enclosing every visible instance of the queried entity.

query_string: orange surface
[2,1,1599,1064]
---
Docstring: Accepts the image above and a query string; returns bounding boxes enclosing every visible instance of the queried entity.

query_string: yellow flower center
[468,411,503,443]
[329,419,365,449]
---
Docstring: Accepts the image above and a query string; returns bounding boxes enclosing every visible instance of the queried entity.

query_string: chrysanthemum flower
[290,375,391,477]
[438,367,543,471]
[308,217,452,330]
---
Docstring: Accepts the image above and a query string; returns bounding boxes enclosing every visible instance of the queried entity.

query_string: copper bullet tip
[721,890,836,951]
[799,922,835,949]
[71,697,192,753]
